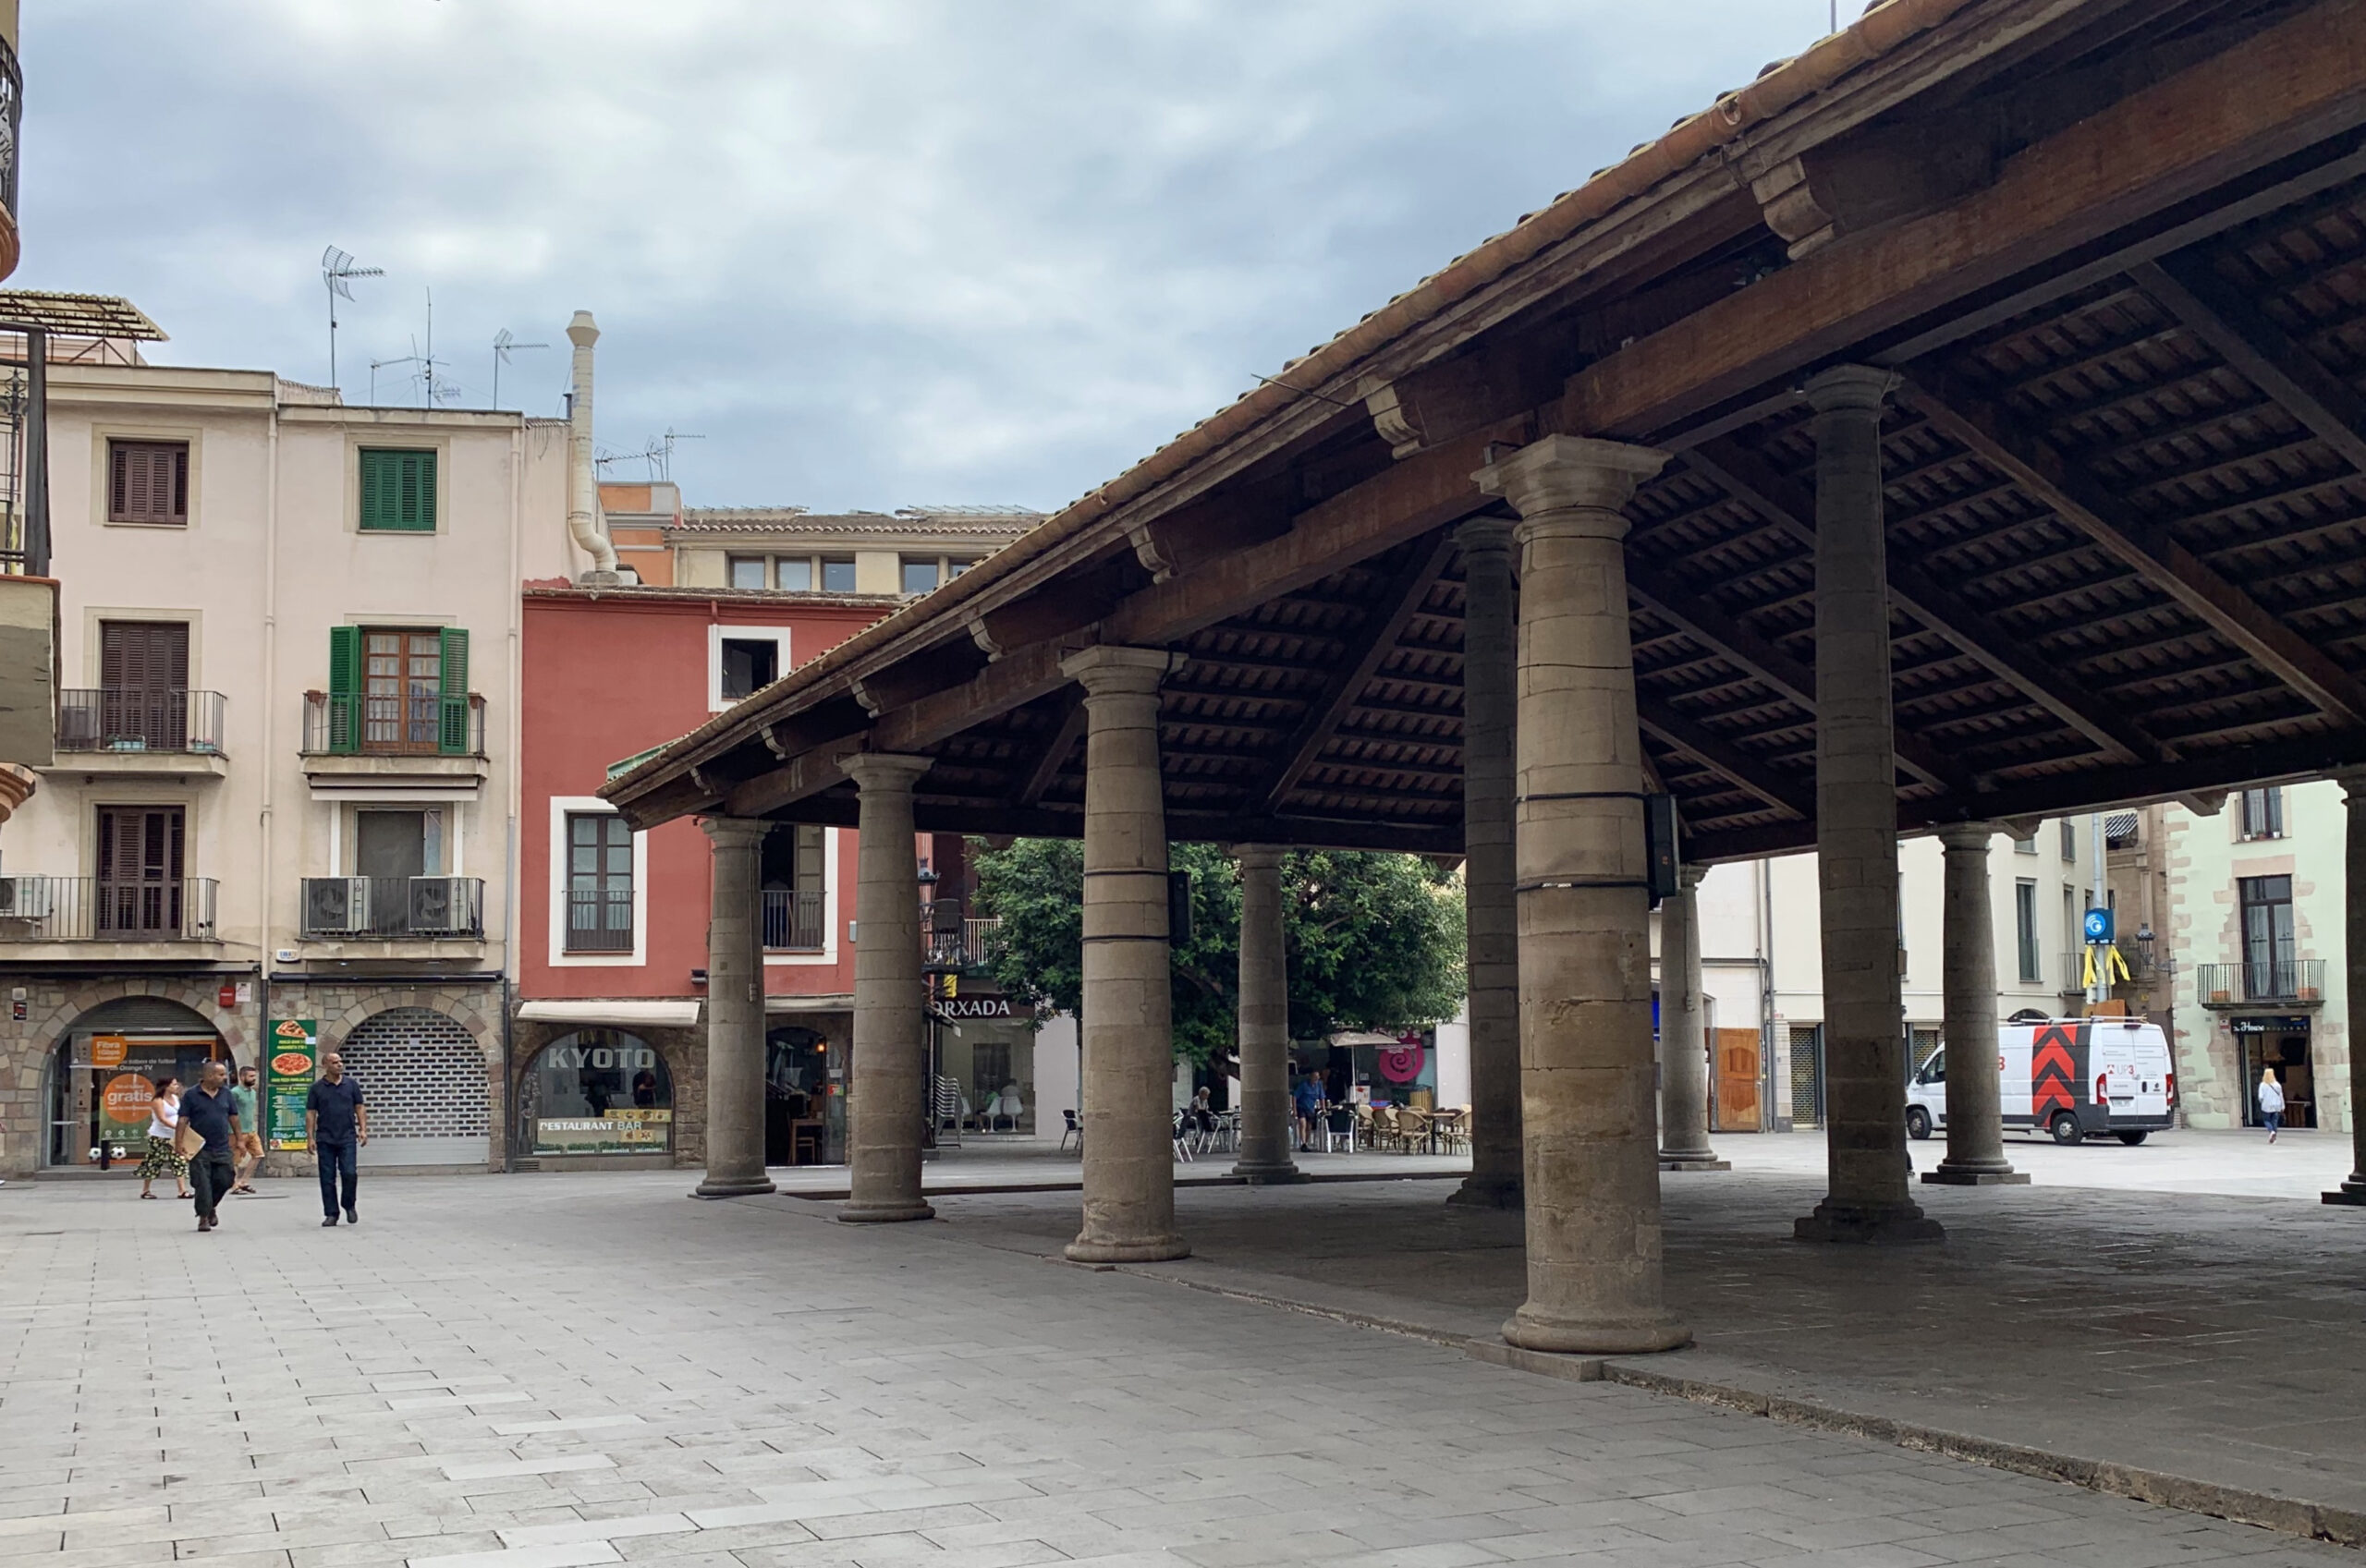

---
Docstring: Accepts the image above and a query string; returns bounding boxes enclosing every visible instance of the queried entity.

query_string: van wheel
[1905,1107,1932,1140]
[2050,1112,2083,1146]
[2116,1130,2148,1146]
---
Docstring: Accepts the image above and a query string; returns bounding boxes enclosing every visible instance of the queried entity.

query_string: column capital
[843,751,933,793]
[1474,434,1668,529]
[1233,844,1286,870]
[700,815,769,847]
[2336,768,2366,803]
[1934,820,2002,852]
[1804,363,1899,415]
[1059,643,1178,697]
[1676,864,1707,892]
[1453,515,1518,557]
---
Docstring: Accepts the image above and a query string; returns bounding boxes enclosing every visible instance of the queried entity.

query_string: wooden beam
[1635,696,1813,820]
[1684,439,2158,766]
[1899,371,2366,730]
[1562,1,2366,439]
[2131,254,2366,478]
[1262,530,1456,813]
[1015,690,1087,808]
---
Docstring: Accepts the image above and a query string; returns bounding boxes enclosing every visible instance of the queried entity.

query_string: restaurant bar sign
[534,1109,672,1156]
[265,1018,318,1151]
[932,996,1029,1021]
[2230,1015,2313,1035]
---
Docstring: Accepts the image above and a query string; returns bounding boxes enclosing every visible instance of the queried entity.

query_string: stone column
[1927,822,2028,1185]
[695,817,774,1198]
[842,754,936,1223]
[1230,845,1300,1183]
[2327,773,2366,1207]
[1658,867,1727,1170]
[1481,434,1689,1355]
[1795,364,1943,1244]
[1448,516,1524,1209]
[1063,645,1190,1263]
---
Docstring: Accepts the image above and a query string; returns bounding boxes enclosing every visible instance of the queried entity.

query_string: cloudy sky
[23,1,1840,510]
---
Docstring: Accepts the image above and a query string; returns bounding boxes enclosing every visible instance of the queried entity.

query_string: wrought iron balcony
[301,691,486,757]
[55,687,226,755]
[299,875,483,939]
[0,875,217,941]
[566,887,635,953]
[762,888,826,952]
[923,899,1000,972]
[2197,959,2325,1007]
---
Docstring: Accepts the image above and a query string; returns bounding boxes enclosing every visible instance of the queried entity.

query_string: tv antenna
[371,289,460,407]
[490,328,548,409]
[321,246,384,392]
[595,427,704,483]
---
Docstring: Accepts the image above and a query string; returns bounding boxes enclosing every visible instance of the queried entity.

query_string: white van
[1908,1016,2175,1146]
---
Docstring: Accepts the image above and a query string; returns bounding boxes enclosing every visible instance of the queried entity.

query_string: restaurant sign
[265,1018,319,1150]
[534,1108,672,1156]
[932,996,1030,1021]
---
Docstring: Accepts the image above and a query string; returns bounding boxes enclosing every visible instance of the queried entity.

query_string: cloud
[19,0,1835,508]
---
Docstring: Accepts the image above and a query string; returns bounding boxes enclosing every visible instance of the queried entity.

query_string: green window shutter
[437,627,471,754]
[360,450,436,531]
[327,626,362,754]
[404,451,436,530]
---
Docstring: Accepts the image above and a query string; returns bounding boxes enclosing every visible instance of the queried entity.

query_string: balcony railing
[763,889,825,952]
[55,687,226,755]
[0,876,217,941]
[925,903,1000,972]
[299,875,484,939]
[2198,959,2325,1005]
[566,888,635,953]
[301,691,486,758]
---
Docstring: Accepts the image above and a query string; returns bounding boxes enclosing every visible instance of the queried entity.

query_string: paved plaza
[4,1151,2363,1568]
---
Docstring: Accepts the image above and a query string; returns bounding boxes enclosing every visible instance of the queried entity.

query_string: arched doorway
[338,1006,489,1167]
[518,1030,673,1159]
[46,996,228,1170]
[765,1025,838,1165]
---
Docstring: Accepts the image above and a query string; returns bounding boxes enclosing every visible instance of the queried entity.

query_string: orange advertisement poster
[91,1035,128,1069]
[100,1073,155,1129]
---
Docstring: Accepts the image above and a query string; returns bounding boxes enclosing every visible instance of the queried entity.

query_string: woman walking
[138,1076,191,1199]
[2258,1066,2287,1145]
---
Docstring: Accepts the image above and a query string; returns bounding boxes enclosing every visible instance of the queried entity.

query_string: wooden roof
[608,0,2366,865]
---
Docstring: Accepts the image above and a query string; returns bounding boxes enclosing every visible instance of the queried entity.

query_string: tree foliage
[972,839,1465,1064]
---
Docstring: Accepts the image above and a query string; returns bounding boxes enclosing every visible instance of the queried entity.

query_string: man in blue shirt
[1293,1067,1323,1153]
[179,1060,242,1234]
[306,1051,369,1227]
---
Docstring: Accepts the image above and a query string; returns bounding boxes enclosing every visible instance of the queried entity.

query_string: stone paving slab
[0,1171,2355,1568]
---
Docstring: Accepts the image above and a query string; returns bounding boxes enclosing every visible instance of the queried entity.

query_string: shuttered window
[359,448,437,532]
[107,441,189,525]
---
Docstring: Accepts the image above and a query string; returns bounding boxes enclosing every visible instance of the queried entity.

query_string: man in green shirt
[229,1064,263,1194]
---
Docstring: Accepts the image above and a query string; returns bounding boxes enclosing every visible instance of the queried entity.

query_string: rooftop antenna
[372,290,460,407]
[491,328,548,409]
[321,245,384,393]
[595,428,704,483]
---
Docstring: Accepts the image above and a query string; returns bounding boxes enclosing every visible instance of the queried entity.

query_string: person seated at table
[1292,1067,1323,1152]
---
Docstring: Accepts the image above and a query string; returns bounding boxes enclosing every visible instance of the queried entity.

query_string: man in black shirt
[306,1051,369,1227]
[180,1060,241,1233]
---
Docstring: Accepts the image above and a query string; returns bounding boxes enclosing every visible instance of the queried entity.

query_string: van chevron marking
[2031,1024,2079,1116]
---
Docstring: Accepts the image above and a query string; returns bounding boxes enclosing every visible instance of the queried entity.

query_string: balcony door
[96,806,184,936]
[98,620,188,749]
[363,629,445,753]
[2238,874,2296,998]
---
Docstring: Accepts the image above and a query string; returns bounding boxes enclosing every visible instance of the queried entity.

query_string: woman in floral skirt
[138,1076,191,1199]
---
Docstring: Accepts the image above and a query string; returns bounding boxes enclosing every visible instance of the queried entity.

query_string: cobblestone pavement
[2,1174,2355,1568]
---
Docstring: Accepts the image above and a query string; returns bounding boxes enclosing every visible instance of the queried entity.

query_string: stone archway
[33,992,228,1173]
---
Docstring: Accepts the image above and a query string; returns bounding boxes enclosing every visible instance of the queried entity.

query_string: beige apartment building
[0,301,593,1179]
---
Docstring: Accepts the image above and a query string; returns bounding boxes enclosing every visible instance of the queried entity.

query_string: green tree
[972,839,1464,1064]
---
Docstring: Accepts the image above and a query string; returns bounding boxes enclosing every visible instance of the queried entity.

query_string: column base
[2323,1178,2366,1207]
[1231,1161,1308,1185]
[1066,1234,1190,1264]
[1502,1303,1691,1356]
[1445,1174,1523,1209]
[1923,1164,2030,1185]
[1659,1156,1731,1173]
[1793,1198,1945,1244]
[690,1174,776,1199]
[839,1199,936,1223]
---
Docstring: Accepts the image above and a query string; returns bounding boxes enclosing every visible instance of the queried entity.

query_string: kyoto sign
[265,1018,318,1151]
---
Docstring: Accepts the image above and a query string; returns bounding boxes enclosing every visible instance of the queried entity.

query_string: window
[2060,820,2077,861]
[96,805,187,936]
[2013,831,2038,855]
[728,556,768,590]
[565,812,634,953]
[901,557,940,595]
[2238,874,2296,995]
[2015,880,2040,982]
[822,556,858,593]
[2240,787,2285,840]
[776,557,813,592]
[107,440,188,525]
[91,621,190,750]
[521,1030,672,1156]
[358,449,437,532]
[341,627,468,753]
[761,822,827,950]
[946,558,976,579]
[356,808,440,877]
[718,638,779,700]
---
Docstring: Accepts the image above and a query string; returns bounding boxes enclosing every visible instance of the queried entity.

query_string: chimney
[566,310,625,584]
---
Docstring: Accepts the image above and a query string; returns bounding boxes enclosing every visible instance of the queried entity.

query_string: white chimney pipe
[565,310,617,576]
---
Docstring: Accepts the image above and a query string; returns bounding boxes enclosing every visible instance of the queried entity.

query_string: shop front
[2233,1014,2317,1128]
[44,996,231,1170]
[1327,1028,1437,1109]
[932,994,1036,1135]
[519,1027,676,1160]
[766,1023,845,1165]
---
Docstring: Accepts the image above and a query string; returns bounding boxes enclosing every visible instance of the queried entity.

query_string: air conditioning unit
[0,877,53,918]
[409,876,478,936]
[303,877,371,935]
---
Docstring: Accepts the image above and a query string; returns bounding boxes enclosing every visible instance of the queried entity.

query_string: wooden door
[1712,1027,1762,1132]
[363,629,444,752]
[98,621,189,748]
[95,806,185,935]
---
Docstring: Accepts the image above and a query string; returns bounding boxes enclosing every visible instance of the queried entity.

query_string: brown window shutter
[110,443,129,519]
[106,441,190,525]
